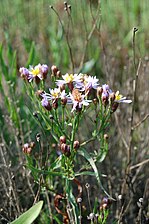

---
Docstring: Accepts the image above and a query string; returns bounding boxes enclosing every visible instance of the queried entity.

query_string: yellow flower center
[51,89,60,98]
[115,91,123,101]
[63,74,74,83]
[31,67,40,77]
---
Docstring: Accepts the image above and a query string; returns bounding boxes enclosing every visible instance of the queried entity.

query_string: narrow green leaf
[26,42,35,67]
[75,171,95,177]
[27,164,63,177]
[0,44,8,76]
[10,201,43,224]
[53,215,62,224]
[80,59,95,73]
[78,148,114,200]
[78,148,100,182]
[66,180,79,224]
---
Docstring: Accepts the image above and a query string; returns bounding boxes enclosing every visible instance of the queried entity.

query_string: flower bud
[111,102,119,112]
[19,67,29,80]
[49,114,54,120]
[60,143,70,157]
[104,134,109,141]
[61,97,67,106]
[97,87,103,97]
[99,197,111,211]
[60,136,66,144]
[36,90,44,99]
[22,142,35,155]
[61,143,67,153]
[77,197,82,203]
[41,98,52,111]
[109,92,115,102]
[73,140,80,149]
[56,70,61,78]
[93,98,98,105]
[30,142,35,148]
[51,65,58,76]
[52,143,56,149]
[52,100,58,110]
[102,93,109,106]
[60,84,65,92]
[41,64,48,79]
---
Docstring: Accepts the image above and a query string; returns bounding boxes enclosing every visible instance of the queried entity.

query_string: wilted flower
[68,89,92,112]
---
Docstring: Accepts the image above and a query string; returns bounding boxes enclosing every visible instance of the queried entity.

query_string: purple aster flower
[19,67,29,79]
[56,73,82,89]
[28,64,43,82]
[76,75,99,92]
[41,88,68,101]
[41,64,48,77]
[41,95,52,111]
[85,75,99,90]
[102,84,112,95]
[41,95,49,107]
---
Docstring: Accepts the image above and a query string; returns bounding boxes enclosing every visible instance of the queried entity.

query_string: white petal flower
[115,91,132,104]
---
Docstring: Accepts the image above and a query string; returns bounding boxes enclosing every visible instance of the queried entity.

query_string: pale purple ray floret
[19,67,29,78]
[75,75,99,92]
[28,64,43,82]
[56,73,82,87]
[41,95,49,107]
[41,88,69,103]
[41,64,48,74]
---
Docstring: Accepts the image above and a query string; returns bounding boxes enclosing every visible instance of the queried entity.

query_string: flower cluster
[19,64,132,112]
[19,63,48,83]
[97,84,132,111]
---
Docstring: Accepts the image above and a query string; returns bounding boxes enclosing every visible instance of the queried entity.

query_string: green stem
[70,113,79,152]
[62,106,65,130]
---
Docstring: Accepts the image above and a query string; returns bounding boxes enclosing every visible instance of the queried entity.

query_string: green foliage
[10,201,43,224]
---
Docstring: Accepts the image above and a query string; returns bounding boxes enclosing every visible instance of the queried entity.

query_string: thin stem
[62,106,65,130]
[132,27,138,70]
[50,5,74,72]
[127,59,141,167]
[79,0,101,71]
[70,114,78,151]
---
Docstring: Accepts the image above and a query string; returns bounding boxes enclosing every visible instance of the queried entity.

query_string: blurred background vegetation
[0,0,149,223]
